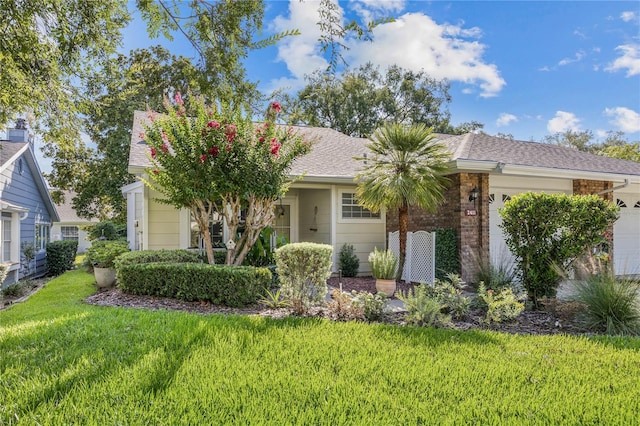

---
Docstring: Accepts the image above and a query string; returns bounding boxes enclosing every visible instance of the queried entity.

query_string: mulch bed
[83,277,590,336]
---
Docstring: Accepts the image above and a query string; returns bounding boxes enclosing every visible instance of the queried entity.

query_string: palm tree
[355,123,450,279]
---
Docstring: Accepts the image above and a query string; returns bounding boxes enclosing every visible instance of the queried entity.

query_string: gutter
[596,178,629,195]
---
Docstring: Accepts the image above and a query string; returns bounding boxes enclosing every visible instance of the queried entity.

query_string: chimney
[6,118,33,145]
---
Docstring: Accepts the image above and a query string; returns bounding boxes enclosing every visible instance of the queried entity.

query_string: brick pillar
[458,173,489,283]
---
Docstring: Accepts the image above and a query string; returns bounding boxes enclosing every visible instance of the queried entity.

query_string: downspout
[596,178,629,195]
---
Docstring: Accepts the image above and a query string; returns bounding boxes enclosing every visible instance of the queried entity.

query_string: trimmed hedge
[115,249,201,268]
[46,240,78,276]
[435,228,459,280]
[117,262,270,307]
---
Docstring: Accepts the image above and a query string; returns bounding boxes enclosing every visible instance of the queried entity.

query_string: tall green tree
[354,123,451,277]
[284,63,483,137]
[48,46,203,220]
[544,130,639,162]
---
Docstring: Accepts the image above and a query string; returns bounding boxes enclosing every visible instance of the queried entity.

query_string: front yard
[1,270,639,424]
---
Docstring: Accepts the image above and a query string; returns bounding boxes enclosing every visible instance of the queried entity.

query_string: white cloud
[350,0,406,23]
[496,113,517,127]
[547,111,581,133]
[573,29,587,39]
[621,11,637,22]
[605,44,640,76]
[269,3,506,97]
[538,65,551,72]
[595,129,608,138]
[604,107,640,133]
[558,50,585,66]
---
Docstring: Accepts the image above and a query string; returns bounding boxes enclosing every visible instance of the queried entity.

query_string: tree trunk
[398,203,408,281]
[192,204,215,264]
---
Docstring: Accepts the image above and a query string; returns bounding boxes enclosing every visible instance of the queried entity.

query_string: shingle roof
[52,190,97,223]
[0,141,28,167]
[128,111,640,180]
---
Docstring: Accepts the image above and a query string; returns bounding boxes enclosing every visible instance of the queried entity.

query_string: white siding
[613,184,640,275]
[147,189,181,250]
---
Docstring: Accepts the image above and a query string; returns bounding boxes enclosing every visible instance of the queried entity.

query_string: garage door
[613,194,640,276]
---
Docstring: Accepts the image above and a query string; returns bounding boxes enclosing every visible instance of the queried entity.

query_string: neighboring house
[51,190,97,253]
[1,120,59,287]
[124,111,640,281]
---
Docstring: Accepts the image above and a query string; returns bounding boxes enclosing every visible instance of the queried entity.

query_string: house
[1,119,59,287]
[51,190,97,253]
[124,111,640,281]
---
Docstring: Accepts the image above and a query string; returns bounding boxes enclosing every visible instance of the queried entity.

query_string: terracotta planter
[94,267,117,288]
[375,278,396,297]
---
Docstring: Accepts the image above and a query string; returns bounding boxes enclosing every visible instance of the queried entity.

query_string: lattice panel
[388,230,436,283]
[407,231,436,284]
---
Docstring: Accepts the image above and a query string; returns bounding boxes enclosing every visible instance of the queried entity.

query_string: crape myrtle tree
[142,94,310,266]
[355,123,450,278]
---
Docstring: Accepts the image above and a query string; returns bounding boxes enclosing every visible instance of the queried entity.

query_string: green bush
[435,228,459,280]
[475,254,516,291]
[83,221,127,241]
[84,240,130,269]
[115,249,202,282]
[338,243,359,277]
[477,283,525,324]
[352,291,388,322]
[368,248,398,280]
[573,274,640,336]
[46,240,78,276]
[500,193,619,306]
[398,284,450,327]
[275,242,333,314]
[117,262,269,307]
[1,280,27,297]
[326,289,365,321]
[0,263,8,286]
[429,273,470,320]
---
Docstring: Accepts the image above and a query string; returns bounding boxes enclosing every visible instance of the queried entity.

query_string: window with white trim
[341,192,380,219]
[2,213,12,262]
[61,226,79,241]
[35,223,50,251]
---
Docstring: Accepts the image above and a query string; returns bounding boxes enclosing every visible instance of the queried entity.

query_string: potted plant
[85,240,130,288]
[368,247,398,296]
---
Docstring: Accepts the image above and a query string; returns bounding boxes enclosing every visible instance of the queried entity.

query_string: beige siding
[335,186,386,275]
[147,190,180,250]
[298,189,331,244]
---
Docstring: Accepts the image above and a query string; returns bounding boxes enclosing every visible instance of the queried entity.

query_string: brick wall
[572,179,615,265]
[386,172,489,282]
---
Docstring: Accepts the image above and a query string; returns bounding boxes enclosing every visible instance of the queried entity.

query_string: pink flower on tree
[161,130,169,142]
[225,144,232,152]
[199,154,207,163]
[207,120,221,129]
[258,137,265,143]
[152,169,159,175]
[160,143,169,153]
[208,146,219,157]
[150,147,157,159]
[271,102,282,113]
[174,92,184,105]
[270,140,281,156]
[139,132,146,140]
[225,124,237,142]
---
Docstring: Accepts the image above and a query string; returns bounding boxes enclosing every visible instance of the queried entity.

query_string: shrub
[115,249,202,282]
[338,243,359,277]
[477,283,525,324]
[435,228,459,280]
[0,263,8,286]
[398,285,450,327]
[500,193,619,306]
[258,288,290,309]
[46,240,78,276]
[275,242,333,314]
[84,240,130,269]
[117,262,269,307]
[1,280,27,297]
[368,248,398,280]
[352,291,388,322]
[573,274,640,336]
[474,254,517,291]
[243,227,285,267]
[326,289,364,321]
[430,273,470,320]
[83,221,127,241]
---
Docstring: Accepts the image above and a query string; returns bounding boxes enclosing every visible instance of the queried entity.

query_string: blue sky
[33,1,640,174]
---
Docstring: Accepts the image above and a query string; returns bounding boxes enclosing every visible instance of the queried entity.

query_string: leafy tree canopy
[283,63,483,138]
[544,130,639,162]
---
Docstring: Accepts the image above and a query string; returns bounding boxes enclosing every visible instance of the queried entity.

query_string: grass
[1,270,640,424]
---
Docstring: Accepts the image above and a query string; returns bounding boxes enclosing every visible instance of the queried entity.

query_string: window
[61,226,79,241]
[2,212,11,262]
[341,192,380,219]
[35,223,50,251]
[189,212,223,249]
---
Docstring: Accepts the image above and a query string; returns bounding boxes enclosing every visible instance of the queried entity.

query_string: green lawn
[1,270,639,425]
